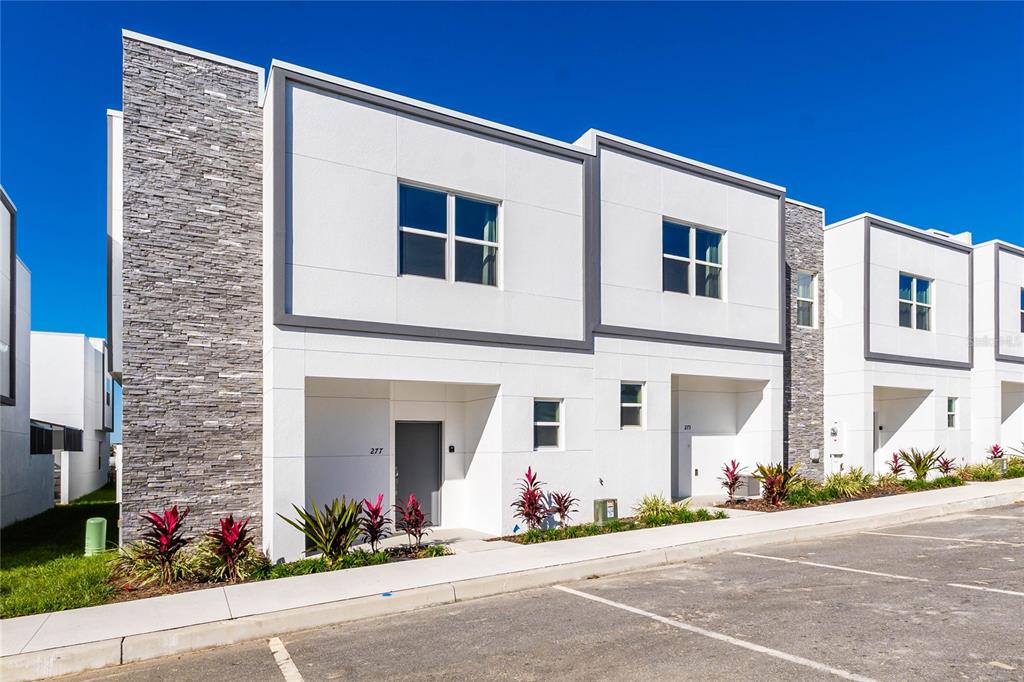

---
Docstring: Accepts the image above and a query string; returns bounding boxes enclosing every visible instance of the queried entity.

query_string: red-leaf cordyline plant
[720,460,746,503]
[547,491,579,530]
[395,494,430,550]
[511,466,548,530]
[752,463,801,507]
[208,514,255,583]
[987,444,1004,460]
[936,456,956,476]
[361,493,391,552]
[887,452,906,478]
[140,505,191,585]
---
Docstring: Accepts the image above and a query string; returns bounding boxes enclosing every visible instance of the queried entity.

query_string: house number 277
[369,447,384,455]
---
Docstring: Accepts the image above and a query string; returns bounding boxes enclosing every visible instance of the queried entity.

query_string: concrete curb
[2,485,1021,681]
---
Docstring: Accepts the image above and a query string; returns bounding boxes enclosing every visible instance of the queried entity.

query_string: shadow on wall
[873,386,931,458]
[1001,381,1024,440]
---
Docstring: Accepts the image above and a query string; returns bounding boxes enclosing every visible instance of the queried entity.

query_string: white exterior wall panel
[598,148,781,345]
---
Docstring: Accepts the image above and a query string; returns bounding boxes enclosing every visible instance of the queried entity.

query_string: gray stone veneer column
[784,201,825,480]
[120,37,263,541]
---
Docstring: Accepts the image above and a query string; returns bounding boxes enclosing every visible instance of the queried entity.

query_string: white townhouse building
[109,32,827,560]
[1,187,54,527]
[971,240,1024,452]
[30,332,114,503]
[824,214,1024,474]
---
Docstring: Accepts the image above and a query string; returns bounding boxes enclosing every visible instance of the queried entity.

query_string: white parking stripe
[734,552,930,582]
[553,585,878,682]
[736,553,1024,599]
[268,637,304,682]
[862,531,1024,547]
[946,583,1024,597]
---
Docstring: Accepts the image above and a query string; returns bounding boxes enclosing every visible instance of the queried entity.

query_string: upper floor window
[398,184,499,286]
[533,399,562,450]
[662,220,723,299]
[898,273,931,331]
[1019,287,1023,332]
[620,382,644,428]
[796,271,817,328]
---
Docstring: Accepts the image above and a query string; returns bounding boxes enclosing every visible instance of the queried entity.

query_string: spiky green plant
[752,462,802,507]
[897,447,943,481]
[278,497,362,566]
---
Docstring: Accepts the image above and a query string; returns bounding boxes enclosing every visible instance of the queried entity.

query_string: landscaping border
[2,479,1022,682]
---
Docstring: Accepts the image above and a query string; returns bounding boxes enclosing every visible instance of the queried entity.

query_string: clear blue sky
[2,2,1023,439]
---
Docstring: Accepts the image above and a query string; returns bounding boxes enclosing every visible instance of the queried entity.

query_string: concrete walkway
[2,479,1022,681]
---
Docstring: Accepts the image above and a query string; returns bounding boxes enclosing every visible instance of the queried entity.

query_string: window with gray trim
[533,399,562,450]
[398,183,499,286]
[620,382,644,428]
[1020,287,1023,333]
[898,273,931,331]
[662,220,723,299]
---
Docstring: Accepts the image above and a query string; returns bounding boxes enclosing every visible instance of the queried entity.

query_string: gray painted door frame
[394,421,443,526]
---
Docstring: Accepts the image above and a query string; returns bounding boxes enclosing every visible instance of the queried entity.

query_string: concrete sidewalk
[3,479,1022,681]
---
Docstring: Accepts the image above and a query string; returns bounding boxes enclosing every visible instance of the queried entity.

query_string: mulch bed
[717,484,909,513]
[109,580,217,603]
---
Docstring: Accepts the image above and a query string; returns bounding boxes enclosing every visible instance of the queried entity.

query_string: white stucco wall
[1,261,52,527]
[598,147,782,344]
[107,110,123,382]
[285,82,586,341]
[30,332,110,502]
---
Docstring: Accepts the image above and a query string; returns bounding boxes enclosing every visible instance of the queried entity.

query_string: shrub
[511,467,548,530]
[721,460,745,503]
[785,478,830,506]
[633,493,674,521]
[114,540,191,588]
[902,475,962,492]
[987,444,1004,460]
[395,494,430,549]
[874,472,900,488]
[361,494,391,553]
[204,514,256,583]
[278,497,362,566]
[936,456,956,476]
[188,538,269,584]
[898,447,943,481]
[960,462,1001,482]
[753,462,801,507]
[137,501,191,581]
[547,491,580,530]
[420,544,452,558]
[1006,456,1024,479]
[823,467,872,499]
[887,452,906,479]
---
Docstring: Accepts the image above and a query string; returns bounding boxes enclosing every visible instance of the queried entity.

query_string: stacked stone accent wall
[784,201,825,480]
[120,37,263,540]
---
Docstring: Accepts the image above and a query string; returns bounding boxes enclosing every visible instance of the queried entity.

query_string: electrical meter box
[593,498,618,524]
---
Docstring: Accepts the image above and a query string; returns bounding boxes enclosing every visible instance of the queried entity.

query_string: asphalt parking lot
[66,503,1023,682]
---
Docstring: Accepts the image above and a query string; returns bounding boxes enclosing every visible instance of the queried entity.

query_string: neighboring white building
[30,332,113,503]
[972,240,1024,455]
[824,215,977,473]
[1,187,53,527]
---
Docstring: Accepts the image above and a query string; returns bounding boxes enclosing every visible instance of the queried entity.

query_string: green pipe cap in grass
[85,517,107,556]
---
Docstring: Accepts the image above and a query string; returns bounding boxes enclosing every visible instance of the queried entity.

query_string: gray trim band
[1,185,15,406]
[994,243,1024,365]
[863,219,974,370]
[594,324,785,353]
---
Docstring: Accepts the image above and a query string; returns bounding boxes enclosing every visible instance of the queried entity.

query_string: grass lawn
[1,483,119,618]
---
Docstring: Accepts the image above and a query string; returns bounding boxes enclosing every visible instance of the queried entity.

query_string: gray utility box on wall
[593,498,619,524]
[741,476,761,498]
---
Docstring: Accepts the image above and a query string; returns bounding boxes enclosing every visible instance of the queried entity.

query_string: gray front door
[395,422,442,526]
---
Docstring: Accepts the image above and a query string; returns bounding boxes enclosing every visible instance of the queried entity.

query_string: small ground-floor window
[533,399,562,450]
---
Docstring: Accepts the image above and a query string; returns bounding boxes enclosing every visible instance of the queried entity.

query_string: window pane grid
[662,220,723,299]
[796,272,816,328]
[898,273,932,331]
[533,399,562,450]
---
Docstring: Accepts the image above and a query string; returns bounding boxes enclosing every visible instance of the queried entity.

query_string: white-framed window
[533,399,563,450]
[946,397,958,429]
[898,273,932,331]
[796,271,817,328]
[620,382,644,428]
[398,183,499,286]
[662,220,723,299]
